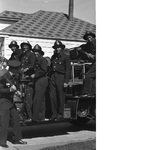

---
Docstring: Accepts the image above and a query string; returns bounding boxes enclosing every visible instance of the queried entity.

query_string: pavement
[0,121,96,150]
[3,131,96,150]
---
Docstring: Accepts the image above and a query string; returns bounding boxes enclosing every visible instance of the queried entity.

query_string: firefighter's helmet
[52,40,65,49]
[32,44,44,55]
[9,40,19,49]
[8,60,21,73]
[20,41,32,50]
[83,31,96,40]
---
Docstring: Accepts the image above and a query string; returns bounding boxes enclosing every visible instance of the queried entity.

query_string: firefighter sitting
[74,31,96,97]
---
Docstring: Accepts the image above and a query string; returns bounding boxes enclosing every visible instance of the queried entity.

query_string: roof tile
[0,10,96,41]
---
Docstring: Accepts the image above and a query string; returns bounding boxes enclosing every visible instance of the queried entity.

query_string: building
[0,10,96,59]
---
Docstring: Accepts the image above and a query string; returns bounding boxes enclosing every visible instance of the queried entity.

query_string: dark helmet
[8,60,21,68]
[52,40,65,49]
[83,31,96,40]
[8,40,19,49]
[7,60,21,73]
[32,44,44,55]
[20,41,32,50]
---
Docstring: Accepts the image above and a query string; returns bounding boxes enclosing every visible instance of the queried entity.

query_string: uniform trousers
[49,73,66,117]
[0,105,22,145]
[19,86,33,120]
[25,86,33,119]
[83,62,96,95]
[32,77,48,121]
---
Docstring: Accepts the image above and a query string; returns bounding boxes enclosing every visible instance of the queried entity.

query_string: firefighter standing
[20,41,35,76]
[31,44,48,122]
[0,60,27,148]
[19,41,36,120]
[49,40,71,121]
[9,40,22,61]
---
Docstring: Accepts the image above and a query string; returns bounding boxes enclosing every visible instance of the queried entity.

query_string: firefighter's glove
[10,85,17,92]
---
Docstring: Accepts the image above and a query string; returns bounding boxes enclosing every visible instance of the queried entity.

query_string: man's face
[86,35,94,43]
[34,52,40,58]
[22,45,29,53]
[11,46,18,53]
[55,47,62,54]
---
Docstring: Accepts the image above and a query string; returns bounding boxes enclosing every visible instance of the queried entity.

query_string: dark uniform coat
[32,56,48,121]
[19,50,35,120]
[0,71,22,145]
[9,49,23,61]
[80,39,96,95]
[20,50,36,76]
[79,39,96,62]
[49,50,71,118]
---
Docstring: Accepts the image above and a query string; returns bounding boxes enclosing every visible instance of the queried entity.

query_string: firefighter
[78,31,96,97]
[9,40,22,61]
[31,44,48,122]
[20,41,35,76]
[19,41,35,121]
[49,40,71,121]
[77,31,96,61]
[0,60,27,148]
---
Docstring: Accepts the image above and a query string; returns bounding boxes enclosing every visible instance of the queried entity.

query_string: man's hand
[20,68,28,73]
[64,83,68,88]
[76,47,82,51]
[23,68,29,72]
[86,52,95,59]
[10,85,16,92]
[15,91,21,96]
[88,53,95,59]
[30,74,35,79]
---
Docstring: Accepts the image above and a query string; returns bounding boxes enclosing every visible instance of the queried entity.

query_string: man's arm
[64,55,71,84]
[35,58,48,78]
[28,53,36,69]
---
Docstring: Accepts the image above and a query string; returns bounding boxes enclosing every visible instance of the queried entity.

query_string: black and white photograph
[0,0,96,149]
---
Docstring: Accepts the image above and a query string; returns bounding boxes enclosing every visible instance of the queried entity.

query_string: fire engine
[0,56,96,126]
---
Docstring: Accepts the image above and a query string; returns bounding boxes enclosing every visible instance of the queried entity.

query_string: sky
[0,0,96,24]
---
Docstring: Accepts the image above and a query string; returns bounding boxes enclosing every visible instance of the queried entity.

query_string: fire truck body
[12,60,96,126]
[0,58,95,126]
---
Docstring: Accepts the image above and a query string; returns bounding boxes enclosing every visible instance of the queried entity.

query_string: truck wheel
[69,101,90,126]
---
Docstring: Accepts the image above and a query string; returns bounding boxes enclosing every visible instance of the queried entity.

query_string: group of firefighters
[0,31,96,148]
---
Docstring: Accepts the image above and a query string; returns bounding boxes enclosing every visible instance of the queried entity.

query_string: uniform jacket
[20,50,36,75]
[79,39,96,61]
[50,50,71,83]
[9,49,23,61]
[34,56,48,79]
[0,71,16,111]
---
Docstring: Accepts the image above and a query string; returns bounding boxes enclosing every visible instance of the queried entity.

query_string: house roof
[0,10,96,41]
[0,10,29,21]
